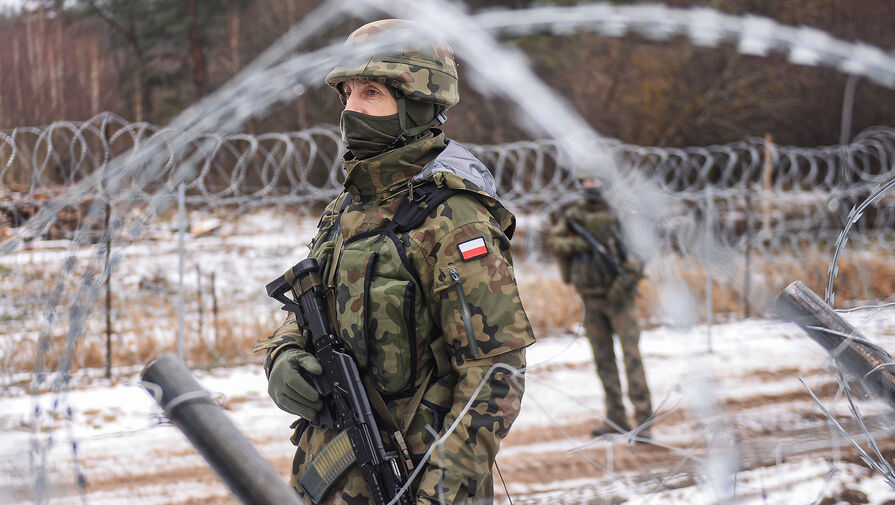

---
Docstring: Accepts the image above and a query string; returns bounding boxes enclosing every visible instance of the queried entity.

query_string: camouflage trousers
[581,294,652,428]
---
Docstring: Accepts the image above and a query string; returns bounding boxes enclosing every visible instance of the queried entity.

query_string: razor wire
[3,114,894,258]
[2,1,895,504]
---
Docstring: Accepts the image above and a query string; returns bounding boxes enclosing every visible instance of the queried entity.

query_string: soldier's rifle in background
[266,258,412,505]
[566,215,641,296]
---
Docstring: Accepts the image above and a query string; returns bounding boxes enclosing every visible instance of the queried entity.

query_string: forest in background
[1,0,894,147]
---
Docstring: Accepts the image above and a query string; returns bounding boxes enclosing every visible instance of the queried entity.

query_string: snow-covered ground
[2,310,895,504]
[2,208,895,504]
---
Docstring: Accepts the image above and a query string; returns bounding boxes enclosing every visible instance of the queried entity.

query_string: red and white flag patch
[458,237,488,261]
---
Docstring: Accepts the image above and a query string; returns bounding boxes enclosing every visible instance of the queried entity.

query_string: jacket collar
[343,132,446,199]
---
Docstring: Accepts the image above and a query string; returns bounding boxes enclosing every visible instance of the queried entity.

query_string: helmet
[325,19,459,108]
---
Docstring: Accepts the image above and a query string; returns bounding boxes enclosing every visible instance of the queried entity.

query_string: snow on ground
[2,308,895,504]
[3,209,895,504]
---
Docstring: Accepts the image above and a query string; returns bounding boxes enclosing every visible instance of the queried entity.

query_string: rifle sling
[363,369,433,436]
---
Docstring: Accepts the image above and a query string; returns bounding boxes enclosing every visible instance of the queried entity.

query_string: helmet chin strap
[390,95,408,148]
[389,90,446,149]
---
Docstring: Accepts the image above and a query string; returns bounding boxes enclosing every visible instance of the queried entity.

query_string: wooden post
[211,271,219,357]
[104,200,112,378]
[103,121,113,379]
[743,188,752,318]
[196,264,204,351]
[762,133,774,241]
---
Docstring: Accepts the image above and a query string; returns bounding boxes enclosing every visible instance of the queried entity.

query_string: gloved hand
[267,348,324,419]
[606,278,630,307]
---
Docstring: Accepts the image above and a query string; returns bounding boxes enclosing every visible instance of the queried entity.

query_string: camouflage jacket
[255,131,535,505]
[549,191,643,297]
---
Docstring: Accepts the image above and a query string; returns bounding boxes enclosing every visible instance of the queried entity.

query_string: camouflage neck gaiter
[340,96,443,160]
[340,110,403,160]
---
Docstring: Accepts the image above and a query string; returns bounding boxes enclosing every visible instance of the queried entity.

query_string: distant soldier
[255,19,535,505]
[549,177,653,439]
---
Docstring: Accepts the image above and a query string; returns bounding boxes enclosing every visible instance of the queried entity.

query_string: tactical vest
[564,206,622,291]
[310,183,460,399]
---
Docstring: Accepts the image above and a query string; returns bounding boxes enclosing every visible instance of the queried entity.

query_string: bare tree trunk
[188,0,208,97]
[38,6,49,122]
[134,52,151,122]
[228,1,241,75]
[287,0,296,24]
[56,19,65,119]
[47,16,61,117]
[13,39,24,122]
[134,68,144,121]
[26,11,40,122]
[90,41,101,115]
[89,1,151,120]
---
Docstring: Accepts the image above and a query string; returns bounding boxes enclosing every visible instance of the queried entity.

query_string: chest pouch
[333,230,431,396]
[330,184,460,397]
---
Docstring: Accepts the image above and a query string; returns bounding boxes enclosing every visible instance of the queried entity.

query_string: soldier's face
[581,178,602,189]
[343,80,398,116]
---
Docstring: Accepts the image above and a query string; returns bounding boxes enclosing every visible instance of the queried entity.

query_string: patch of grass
[3,246,893,377]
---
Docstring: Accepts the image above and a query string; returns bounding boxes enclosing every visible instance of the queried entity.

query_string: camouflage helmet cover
[325,19,459,108]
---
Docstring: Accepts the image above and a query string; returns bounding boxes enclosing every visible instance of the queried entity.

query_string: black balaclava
[340,86,446,160]
[581,180,609,209]
[583,186,604,200]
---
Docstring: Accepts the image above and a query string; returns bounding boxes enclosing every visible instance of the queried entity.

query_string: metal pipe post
[141,355,306,505]
[776,281,895,411]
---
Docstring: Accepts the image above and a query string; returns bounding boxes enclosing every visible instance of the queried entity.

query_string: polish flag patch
[458,237,488,261]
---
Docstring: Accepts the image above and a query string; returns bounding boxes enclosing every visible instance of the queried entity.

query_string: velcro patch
[458,237,488,261]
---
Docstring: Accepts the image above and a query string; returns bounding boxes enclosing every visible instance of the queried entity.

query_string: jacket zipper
[449,268,479,355]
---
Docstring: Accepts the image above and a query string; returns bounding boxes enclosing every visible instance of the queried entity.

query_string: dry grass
[518,277,582,336]
[640,250,895,321]
[519,248,895,335]
[3,248,894,380]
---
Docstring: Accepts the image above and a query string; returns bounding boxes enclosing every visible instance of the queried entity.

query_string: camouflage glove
[606,277,629,307]
[267,348,324,419]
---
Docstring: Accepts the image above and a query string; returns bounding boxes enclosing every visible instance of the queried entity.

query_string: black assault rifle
[266,258,411,505]
[566,216,641,295]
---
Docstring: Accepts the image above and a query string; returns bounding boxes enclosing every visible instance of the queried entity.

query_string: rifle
[266,258,411,505]
[566,215,641,295]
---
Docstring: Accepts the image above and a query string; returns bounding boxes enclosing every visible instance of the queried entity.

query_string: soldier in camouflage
[254,19,535,505]
[549,178,653,440]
